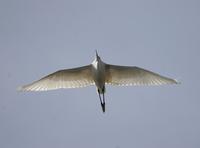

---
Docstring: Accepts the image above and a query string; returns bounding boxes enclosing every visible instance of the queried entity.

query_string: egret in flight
[19,51,179,113]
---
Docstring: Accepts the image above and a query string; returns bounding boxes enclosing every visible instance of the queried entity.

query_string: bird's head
[95,50,101,61]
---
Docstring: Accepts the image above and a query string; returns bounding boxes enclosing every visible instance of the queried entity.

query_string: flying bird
[19,51,179,113]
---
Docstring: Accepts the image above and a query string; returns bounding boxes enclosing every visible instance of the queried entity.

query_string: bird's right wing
[19,65,94,91]
[105,64,178,86]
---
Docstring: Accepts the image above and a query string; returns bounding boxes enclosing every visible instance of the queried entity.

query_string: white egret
[19,51,179,113]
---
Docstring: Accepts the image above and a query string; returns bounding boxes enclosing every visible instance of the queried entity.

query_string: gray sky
[0,0,200,148]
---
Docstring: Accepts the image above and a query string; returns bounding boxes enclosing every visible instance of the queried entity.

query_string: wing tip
[17,85,31,92]
[17,84,39,92]
[174,79,181,84]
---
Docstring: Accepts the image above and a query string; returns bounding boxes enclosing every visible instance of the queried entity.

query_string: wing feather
[19,65,94,91]
[105,64,178,86]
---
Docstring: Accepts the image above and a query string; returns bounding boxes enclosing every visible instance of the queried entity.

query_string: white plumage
[19,51,179,112]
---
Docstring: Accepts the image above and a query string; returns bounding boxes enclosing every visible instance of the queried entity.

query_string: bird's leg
[102,86,105,104]
[102,86,105,113]
[98,89,104,113]
[102,92,105,113]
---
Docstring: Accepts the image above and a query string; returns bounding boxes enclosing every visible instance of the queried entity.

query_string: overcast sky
[0,0,200,148]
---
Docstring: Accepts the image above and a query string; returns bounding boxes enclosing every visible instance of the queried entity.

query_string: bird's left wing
[19,65,94,91]
[105,64,178,86]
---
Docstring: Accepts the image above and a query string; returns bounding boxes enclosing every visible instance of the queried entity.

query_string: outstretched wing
[105,64,178,86]
[19,65,94,91]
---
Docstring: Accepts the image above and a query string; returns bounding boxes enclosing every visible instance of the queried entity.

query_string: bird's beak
[95,50,98,59]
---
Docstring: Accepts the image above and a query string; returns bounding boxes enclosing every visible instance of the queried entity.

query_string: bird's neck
[92,59,104,70]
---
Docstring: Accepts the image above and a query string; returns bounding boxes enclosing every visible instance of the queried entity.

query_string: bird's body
[19,51,179,113]
[92,54,106,93]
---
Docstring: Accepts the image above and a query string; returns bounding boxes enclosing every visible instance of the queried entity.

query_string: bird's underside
[19,64,178,91]
[19,57,179,113]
